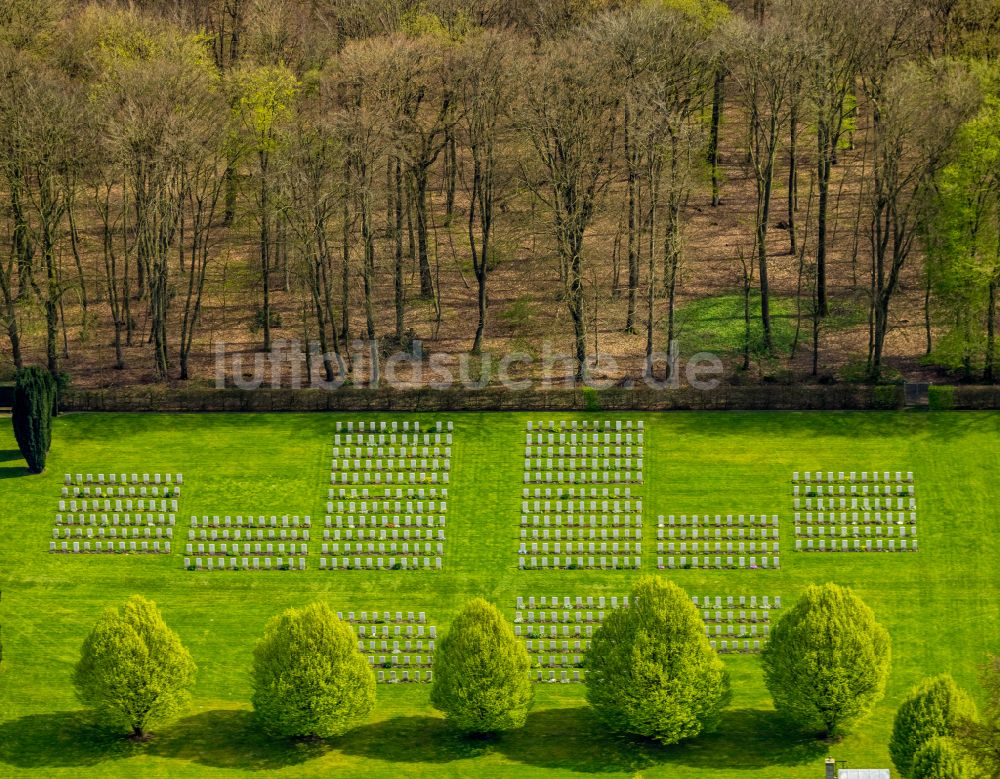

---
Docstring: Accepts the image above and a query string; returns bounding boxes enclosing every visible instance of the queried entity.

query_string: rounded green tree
[11,366,56,474]
[890,674,977,778]
[911,736,971,779]
[251,602,375,739]
[73,595,196,739]
[761,583,891,738]
[430,597,534,734]
[584,576,730,746]
[956,654,1000,777]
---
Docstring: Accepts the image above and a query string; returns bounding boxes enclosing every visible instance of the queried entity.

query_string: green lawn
[0,410,998,778]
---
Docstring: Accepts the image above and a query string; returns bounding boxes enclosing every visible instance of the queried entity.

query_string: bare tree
[336,39,393,385]
[283,97,348,383]
[522,38,617,382]
[726,15,813,354]
[14,60,83,376]
[176,101,228,380]
[393,33,455,300]
[864,59,979,380]
[591,11,645,333]
[457,29,519,353]
[228,63,298,354]
[0,45,37,369]
[778,0,869,316]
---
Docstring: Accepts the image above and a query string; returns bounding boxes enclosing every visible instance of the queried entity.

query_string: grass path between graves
[0,410,998,778]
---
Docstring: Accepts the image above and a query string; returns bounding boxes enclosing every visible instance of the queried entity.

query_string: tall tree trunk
[11,172,34,300]
[414,167,434,298]
[664,135,682,348]
[359,162,379,386]
[986,273,997,382]
[568,234,587,382]
[757,149,776,353]
[0,261,21,369]
[708,69,725,208]
[816,121,832,317]
[41,190,60,378]
[67,197,88,312]
[444,128,457,225]
[223,162,237,226]
[624,103,638,333]
[741,255,752,371]
[469,155,488,354]
[259,153,272,352]
[319,229,345,379]
[871,296,889,381]
[393,158,405,342]
[100,191,126,370]
[45,267,59,376]
[340,168,351,342]
[924,271,933,355]
[644,163,659,378]
[787,101,798,257]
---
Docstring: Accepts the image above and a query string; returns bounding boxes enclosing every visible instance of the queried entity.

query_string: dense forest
[1,0,999,388]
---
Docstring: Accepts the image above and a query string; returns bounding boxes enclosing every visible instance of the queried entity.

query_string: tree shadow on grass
[664,708,828,770]
[495,707,827,774]
[337,715,492,764]
[0,449,24,463]
[147,709,325,771]
[0,711,142,768]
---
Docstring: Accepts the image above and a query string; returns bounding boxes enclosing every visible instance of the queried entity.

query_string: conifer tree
[11,366,56,474]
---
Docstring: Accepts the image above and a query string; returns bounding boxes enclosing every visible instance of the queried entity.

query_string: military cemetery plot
[322,419,451,571]
[319,487,446,571]
[655,513,781,570]
[518,486,642,570]
[793,470,918,553]
[513,593,781,683]
[50,472,180,555]
[341,609,437,684]
[330,419,452,486]
[519,420,645,570]
[184,514,310,571]
[523,419,644,486]
[691,593,780,652]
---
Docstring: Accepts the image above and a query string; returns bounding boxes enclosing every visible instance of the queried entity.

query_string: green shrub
[582,386,601,411]
[911,737,972,779]
[873,384,904,409]
[11,367,57,474]
[928,386,955,411]
[890,675,977,777]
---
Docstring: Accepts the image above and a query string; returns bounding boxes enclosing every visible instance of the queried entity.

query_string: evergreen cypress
[11,367,56,474]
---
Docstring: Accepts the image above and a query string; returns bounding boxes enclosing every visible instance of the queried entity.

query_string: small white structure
[826,758,890,779]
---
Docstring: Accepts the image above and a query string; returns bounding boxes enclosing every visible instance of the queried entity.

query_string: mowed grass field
[0,410,998,778]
